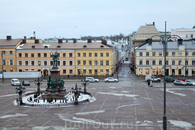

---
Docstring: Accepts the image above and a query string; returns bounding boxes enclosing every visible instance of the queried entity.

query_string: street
[0,63,195,130]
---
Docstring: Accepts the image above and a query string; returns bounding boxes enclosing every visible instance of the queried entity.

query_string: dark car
[22,80,30,86]
[165,77,175,82]
[173,80,187,86]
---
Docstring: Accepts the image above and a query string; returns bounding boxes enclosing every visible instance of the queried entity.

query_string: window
[69,53,72,57]
[146,52,149,56]
[191,34,193,38]
[159,52,162,56]
[83,69,86,74]
[179,52,182,56]
[63,69,66,74]
[192,60,195,65]
[25,61,28,66]
[38,61,41,66]
[10,51,12,54]
[31,53,34,57]
[63,61,66,66]
[166,60,169,65]
[172,60,175,65]
[19,61,22,66]
[69,61,73,66]
[63,53,66,57]
[95,61,98,65]
[57,53,60,57]
[89,61,92,65]
[178,69,181,75]
[106,53,109,57]
[172,52,175,56]
[50,61,53,66]
[152,52,156,56]
[25,53,28,57]
[178,60,182,65]
[77,53,80,57]
[152,60,156,65]
[89,53,92,57]
[69,69,73,74]
[185,60,188,65]
[44,53,47,57]
[89,69,92,74]
[10,59,13,65]
[95,53,97,57]
[83,61,86,65]
[193,52,195,56]
[166,52,168,56]
[3,59,6,65]
[146,60,149,65]
[2,51,5,54]
[83,53,86,57]
[106,61,109,66]
[19,69,22,72]
[186,34,188,38]
[19,53,22,57]
[44,61,47,66]
[31,61,34,66]
[100,53,103,57]
[38,53,41,57]
[58,61,60,66]
[77,61,80,65]
[159,60,162,65]
[139,52,143,56]
[100,61,103,66]
[139,60,143,65]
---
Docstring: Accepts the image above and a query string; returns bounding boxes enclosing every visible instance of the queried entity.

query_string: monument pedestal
[42,67,66,100]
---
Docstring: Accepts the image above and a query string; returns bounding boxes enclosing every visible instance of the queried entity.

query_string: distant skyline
[0,0,195,39]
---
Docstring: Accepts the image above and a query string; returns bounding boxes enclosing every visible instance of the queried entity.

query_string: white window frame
[9,58,13,65]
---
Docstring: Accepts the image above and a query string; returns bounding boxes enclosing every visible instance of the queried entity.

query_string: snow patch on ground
[75,110,105,115]
[116,104,139,110]
[169,120,193,130]
[166,89,186,97]
[0,94,18,98]
[98,92,138,97]
[0,113,28,119]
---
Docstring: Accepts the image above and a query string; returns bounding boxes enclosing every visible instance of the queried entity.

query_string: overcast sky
[0,0,194,39]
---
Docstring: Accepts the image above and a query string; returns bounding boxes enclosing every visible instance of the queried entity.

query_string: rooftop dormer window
[44,46,48,48]
[100,45,104,48]
[57,45,61,48]
[32,46,35,48]
[83,45,87,48]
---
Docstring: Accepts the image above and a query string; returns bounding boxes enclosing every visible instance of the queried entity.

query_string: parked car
[22,80,30,86]
[104,77,118,82]
[178,77,189,82]
[165,76,175,82]
[185,80,195,86]
[11,79,21,86]
[145,75,161,83]
[85,77,99,82]
[173,80,187,86]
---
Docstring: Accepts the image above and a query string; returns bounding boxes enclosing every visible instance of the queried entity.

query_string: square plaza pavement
[0,64,195,130]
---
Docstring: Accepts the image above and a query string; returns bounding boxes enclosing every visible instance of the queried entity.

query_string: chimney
[58,39,63,43]
[73,39,77,43]
[6,36,12,40]
[153,22,155,25]
[35,39,39,43]
[24,36,27,39]
[87,39,92,43]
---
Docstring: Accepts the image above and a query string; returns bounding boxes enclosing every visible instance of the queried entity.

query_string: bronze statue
[51,77,57,89]
[47,76,51,89]
[60,76,64,89]
[52,51,59,68]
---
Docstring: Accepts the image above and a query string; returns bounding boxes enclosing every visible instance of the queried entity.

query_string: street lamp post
[146,21,184,130]
[71,83,81,105]
[34,77,42,94]
[15,84,25,105]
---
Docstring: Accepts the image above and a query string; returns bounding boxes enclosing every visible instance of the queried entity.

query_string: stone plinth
[50,68,60,86]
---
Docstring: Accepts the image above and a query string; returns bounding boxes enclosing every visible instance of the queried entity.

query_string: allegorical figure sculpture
[47,76,51,89]
[60,76,65,89]
[51,77,57,89]
[52,51,59,68]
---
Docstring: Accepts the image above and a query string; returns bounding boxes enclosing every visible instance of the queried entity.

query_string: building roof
[16,42,113,50]
[135,41,195,50]
[0,39,21,46]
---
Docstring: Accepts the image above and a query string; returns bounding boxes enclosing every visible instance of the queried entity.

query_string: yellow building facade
[135,41,195,76]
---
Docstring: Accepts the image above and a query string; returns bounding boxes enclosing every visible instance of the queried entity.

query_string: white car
[11,79,21,86]
[85,77,99,82]
[185,80,195,86]
[104,77,118,82]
